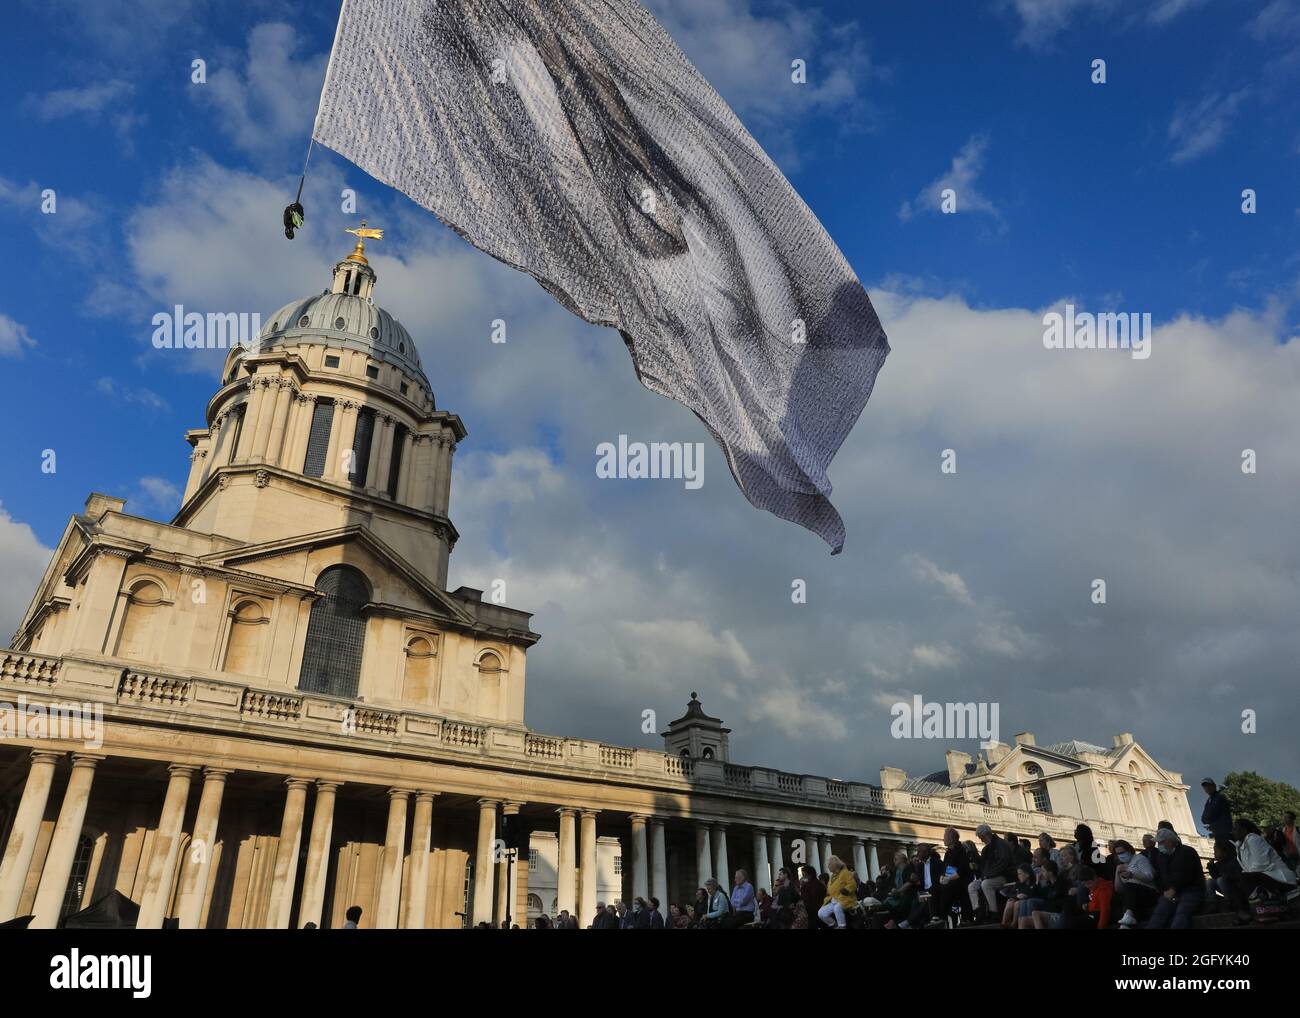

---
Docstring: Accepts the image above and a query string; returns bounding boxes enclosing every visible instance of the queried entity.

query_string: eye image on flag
[311,0,890,552]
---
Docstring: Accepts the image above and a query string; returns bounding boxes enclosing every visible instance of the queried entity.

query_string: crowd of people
[525,780,1300,930]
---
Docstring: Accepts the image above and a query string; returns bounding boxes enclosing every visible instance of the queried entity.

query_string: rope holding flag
[282,137,316,240]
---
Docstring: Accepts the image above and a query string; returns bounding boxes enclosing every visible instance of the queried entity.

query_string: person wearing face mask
[1145,828,1205,929]
[1111,839,1158,928]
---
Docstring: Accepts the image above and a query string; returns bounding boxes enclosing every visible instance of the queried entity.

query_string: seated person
[1113,838,1159,928]
[1000,863,1037,928]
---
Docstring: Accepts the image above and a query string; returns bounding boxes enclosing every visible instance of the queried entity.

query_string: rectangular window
[399,383,408,396]
[613,855,623,875]
[365,364,379,379]
[529,849,537,871]
[350,407,375,487]
[1030,785,1051,812]
[302,400,335,478]
[324,354,340,368]
[386,423,407,498]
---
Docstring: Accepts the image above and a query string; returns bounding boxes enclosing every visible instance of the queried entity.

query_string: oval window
[369,326,380,340]
[334,316,347,330]
[297,314,310,327]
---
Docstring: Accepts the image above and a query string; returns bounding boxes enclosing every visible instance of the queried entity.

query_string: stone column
[375,788,411,929]
[174,767,230,929]
[629,814,649,901]
[753,829,771,893]
[496,801,522,926]
[712,824,728,887]
[137,764,198,928]
[29,754,103,929]
[695,823,712,886]
[417,435,437,512]
[333,400,360,484]
[264,379,294,466]
[650,819,668,915]
[265,777,312,929]
[183,447,208,503]
[768,830,785,881]
[867,840,881,880]
[242,377,270,463]
[805,832,822,874]
[282,394,312,472]
[556,807,578,919]
[0,751,61,922]
[297,780,340,930]
[396,430,417,504]
[404,790,437,929]
[363,413,387,491]
[578,809,599,926]
[852,839,869,883]
[205,413,229,474]
[821,835,834,870]
[472,799,498,926]
[373,415,395,495]
[249,377,278,462]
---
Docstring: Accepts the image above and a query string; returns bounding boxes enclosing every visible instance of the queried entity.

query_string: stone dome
[256,290,428,386]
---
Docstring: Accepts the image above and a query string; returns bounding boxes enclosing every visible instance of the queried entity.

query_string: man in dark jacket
[969,824,1014,920]
[646,896,666,929]
[1145,828,1205,929]
[590,901,619,929]
[1200,779,1233,841]
[931,827,974,926]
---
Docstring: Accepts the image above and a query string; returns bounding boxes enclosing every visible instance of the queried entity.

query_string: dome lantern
[332,221,384,299]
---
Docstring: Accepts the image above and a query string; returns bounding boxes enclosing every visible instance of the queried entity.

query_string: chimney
[83,493,127,519]
[945,750,972,785]
[1113,732,1134,748]
[1014,732,1035,747]
[879,766,907,790]
[985,741,1010,765]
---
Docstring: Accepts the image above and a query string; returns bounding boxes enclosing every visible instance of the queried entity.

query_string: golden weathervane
[344,219,384,263]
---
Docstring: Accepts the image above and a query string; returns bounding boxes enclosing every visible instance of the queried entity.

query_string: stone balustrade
[0,649,1210,855]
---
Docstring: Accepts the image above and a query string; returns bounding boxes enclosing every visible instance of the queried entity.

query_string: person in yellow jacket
[818,855,858,928]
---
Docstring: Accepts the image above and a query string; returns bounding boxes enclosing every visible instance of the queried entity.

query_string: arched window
[402,635,438,705]
[297,566,370,698]
[60,834,95,918]
[475,650,505,719]
[115,579,167,662]
[223,598,269,675]
[527,893,543,927]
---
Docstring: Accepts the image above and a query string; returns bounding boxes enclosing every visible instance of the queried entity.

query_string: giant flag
[312,0,889,551]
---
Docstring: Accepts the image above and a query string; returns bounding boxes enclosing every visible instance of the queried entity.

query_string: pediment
[199,525,474,626]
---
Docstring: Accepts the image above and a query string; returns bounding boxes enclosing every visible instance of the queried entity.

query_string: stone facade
[0,243,1208,929]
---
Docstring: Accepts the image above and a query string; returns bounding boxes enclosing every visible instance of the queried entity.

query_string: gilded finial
[344,219,384,263]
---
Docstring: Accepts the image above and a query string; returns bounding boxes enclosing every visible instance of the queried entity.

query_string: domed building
[0,236,1207,930]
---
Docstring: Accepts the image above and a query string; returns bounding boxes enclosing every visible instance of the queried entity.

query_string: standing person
[796,865,825,930]
[1201,779,1233,841]
[343,905,363,929]
[1145,828,1205,929]
[730,869,756,927]
[646,897,666,929]
[818,855,858,929]
[928,828,972,927]
[770,867,799,928]
[591,900,618,929]
[1038,833,1061,865]
[969,824,1014,921]
[631,897,651,929]
[1112,840,1159,928]
[702,878,731,928]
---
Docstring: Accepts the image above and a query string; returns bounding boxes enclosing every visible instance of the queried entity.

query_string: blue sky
[2,0,1298,810]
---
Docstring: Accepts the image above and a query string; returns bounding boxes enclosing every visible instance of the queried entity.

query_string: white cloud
[135,477,182,513]
[1168,90,1250,164]
[23,79,135,121]
[0,503,54,645]
[96,377,170,412]
[198,22,328,164]
[898,134,999,222]
[0,313,36,357]
[1006,0,1208,48]
[907,553,974,605]
[910,643,960,671]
